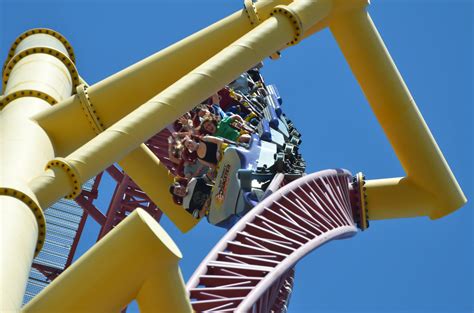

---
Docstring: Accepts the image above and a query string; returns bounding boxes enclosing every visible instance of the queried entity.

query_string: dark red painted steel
[98,165,162,239]
[31,263,62,281]
[98,171,131,239]
[75,195,105,225]
[68,174,103,268]
[145,128,178,174]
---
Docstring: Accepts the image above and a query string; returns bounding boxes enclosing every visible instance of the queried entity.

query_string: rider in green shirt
[201,115,251,143]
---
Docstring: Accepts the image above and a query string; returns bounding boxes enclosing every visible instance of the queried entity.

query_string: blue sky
[1,0,472,312]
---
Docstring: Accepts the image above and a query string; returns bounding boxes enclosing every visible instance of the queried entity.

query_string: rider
[169,176,213,219]
[182,135,226,169]
[200,115,251,143]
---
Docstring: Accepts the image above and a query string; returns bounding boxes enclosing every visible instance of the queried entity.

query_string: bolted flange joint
[351,172,369,230]
[0,89,57,111]
[77,84,105,135]
[270,5,303,46]
[0,188,46,256]
[2,28,76,73]
[2,46,79,93]
[45,158,82,200]
[243,0,261,26]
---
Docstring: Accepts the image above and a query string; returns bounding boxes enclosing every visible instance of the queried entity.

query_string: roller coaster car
[207,109,305,229]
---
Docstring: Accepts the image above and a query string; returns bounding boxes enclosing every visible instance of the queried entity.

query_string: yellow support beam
[22,209,192,313]
[33,0,294,157]
[329,9,466,220]
[75,79,199,232]
[118,147,198,231]
[28,144,199,233]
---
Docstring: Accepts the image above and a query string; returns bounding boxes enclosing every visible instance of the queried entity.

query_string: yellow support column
[0,29,76,311]
[22,209,191,313]
[329,9,466,219]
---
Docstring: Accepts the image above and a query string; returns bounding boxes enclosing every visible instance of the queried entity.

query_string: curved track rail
[187,169,358,312]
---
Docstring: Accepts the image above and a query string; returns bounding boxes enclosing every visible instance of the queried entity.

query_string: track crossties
[187,169,358,312]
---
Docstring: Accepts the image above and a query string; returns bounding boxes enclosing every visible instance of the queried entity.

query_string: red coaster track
[186,169,357,312]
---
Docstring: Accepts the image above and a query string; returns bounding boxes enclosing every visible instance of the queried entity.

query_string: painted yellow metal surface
[22,209,192,313]
[17,0,467,250]
[118,147,199,231]
[0,0,467,311]
[29,0,333,233]
[27,0,296,233]
[73,79,199,231]
[329,9,466,220]
[33,0,294,157]
[0,31,75,311]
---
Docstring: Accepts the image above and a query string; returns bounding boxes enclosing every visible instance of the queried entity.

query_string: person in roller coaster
[173,112,194,133]
[169,176,213,219]
[170,129,253,219]
[207,93,228,120]
[166,67,267,218]
[199,114,252,143]
[182,134,226,169]
[179,148,209,179]
[200,89,257,142]
[191,93,228,128]
[169,134,232,218]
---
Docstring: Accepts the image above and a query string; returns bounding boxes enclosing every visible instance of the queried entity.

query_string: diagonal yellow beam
[33,0,294,157]
[76,77,199,232]
[330,9,466,220]
[22,209,192,313]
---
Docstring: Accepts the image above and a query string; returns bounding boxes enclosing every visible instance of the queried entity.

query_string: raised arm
[202,135,224,146]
